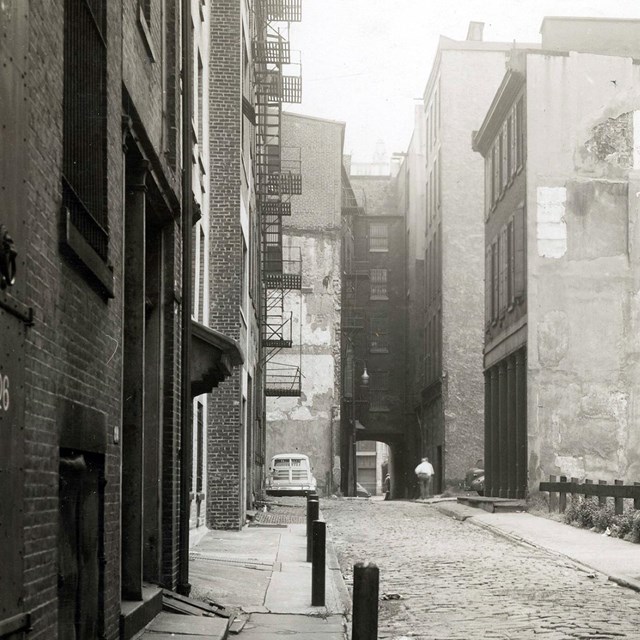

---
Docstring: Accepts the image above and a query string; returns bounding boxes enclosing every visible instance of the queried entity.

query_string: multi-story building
[265,112,345,496]
[474,17,640,497]
[0,2,243,638]
[402,23,537,492]
[206,0,304,527]
[341,163,408,497]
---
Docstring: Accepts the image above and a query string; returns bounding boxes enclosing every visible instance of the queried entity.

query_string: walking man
[415,456,434,500]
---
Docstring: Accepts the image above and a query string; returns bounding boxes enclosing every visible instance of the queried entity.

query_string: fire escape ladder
[254,0,303,398]
[263,288,293,351]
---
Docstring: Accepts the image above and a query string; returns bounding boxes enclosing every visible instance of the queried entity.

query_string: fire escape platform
[265,388,302,397]
[263,338,293,349]
[264,272,302,289]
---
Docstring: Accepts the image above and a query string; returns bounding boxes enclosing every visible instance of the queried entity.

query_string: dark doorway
[58,451,104,640]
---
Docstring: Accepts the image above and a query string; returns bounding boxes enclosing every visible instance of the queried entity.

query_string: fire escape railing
[254,0,303,397]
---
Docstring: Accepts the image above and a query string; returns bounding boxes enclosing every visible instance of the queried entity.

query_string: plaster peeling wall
[266,233,342,495]
[536,187,567,259]
[526,52,640,491]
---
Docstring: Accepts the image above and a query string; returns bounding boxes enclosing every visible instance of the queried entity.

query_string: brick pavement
[322,498,640,639]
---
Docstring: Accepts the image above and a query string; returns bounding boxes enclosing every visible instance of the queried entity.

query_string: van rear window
[273,458,303,467]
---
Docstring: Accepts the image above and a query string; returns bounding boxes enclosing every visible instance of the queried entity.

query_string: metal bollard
[352,562,379,640]
[311,520,326,606]
[306,498,319,562]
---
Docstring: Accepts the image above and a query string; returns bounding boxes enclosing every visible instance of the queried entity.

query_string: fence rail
[540,475,640,515]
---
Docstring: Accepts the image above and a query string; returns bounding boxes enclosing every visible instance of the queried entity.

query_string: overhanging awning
[191,320,244,397]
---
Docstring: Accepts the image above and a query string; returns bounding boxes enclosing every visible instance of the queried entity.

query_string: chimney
[466,21,484,42]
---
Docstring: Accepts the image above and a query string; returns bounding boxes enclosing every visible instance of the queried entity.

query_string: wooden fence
[539,475,640,515]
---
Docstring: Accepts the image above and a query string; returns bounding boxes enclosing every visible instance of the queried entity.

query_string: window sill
[369,248,389,253]
[369,296,389,301]
[137,6,157,62]
[370,348,389,354]
[61,210,114,299]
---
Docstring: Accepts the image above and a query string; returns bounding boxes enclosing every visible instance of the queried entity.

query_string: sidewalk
[431,499,640,593]
[140,519,349,639]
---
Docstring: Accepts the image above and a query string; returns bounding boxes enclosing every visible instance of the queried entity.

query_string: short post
[306,492,318,531]
[306,499,319,562]
[598,480,608,507]
[311,520,326,606]
[352,562,379,640]
[585,479,593,504]
[634,482,640,511]
[548,474,558,513]
[558,475,567,514]
[615,479,623,515]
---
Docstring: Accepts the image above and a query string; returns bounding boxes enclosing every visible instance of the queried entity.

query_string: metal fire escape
[342,186,368,338]
[254,0,303,397]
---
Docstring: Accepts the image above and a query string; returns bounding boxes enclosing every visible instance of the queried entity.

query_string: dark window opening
[63,0,108,261]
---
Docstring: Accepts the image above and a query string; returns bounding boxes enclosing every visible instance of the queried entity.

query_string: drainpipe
[177,0,193,597]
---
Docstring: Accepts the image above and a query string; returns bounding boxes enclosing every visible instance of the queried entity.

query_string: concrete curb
[326,533,352,617]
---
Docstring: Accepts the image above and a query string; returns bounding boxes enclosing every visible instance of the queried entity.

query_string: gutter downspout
[177,0,193,597]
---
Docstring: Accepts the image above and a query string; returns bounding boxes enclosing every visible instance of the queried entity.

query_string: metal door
[0,2,30,638]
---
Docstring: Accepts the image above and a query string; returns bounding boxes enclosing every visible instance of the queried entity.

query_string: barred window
[63,0,108,261]
[369,370,389,412]
[369,313,389,353]
[370,269,388,300]
[369,222,389,252]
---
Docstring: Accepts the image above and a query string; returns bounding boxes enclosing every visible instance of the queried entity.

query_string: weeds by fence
[540,475,640,544]
[539,475,640,515]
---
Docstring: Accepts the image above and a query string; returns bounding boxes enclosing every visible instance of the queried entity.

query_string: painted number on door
[0,375,9,412]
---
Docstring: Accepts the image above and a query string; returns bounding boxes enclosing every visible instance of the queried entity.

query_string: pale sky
[288,0,640,162]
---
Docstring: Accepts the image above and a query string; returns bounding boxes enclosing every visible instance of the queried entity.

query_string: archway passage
[355,440,389,496]
[351,433,410,499]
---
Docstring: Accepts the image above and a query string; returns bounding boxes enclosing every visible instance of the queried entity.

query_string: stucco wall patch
[537,310,569,367]
[537,187,567,258]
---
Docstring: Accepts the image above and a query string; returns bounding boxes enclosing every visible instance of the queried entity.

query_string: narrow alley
[322,498,640,639]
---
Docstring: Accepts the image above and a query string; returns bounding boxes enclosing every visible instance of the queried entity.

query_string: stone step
[457,495,527,514]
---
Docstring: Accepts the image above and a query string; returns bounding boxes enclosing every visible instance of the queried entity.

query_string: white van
[265,453,317,496]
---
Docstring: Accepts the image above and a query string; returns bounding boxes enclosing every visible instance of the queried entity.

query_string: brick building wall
[21,2,125,637]
[207,0,244,529]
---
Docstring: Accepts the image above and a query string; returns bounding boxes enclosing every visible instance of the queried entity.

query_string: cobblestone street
[321,498,640,639]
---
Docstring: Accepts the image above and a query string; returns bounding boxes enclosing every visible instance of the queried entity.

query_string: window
[196,402,204,493]
[491,241,498,322]
[369,371,389,412]
[499,227,507,315]
[508,219,515,306]
[370,269,388,299]
[198,227,205,323]
[369,222,389,252]
[515,97,524,171]
[197,52,204,148]
[63,0,108,260]
[492,144,500,208]
[370,313,389,353]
